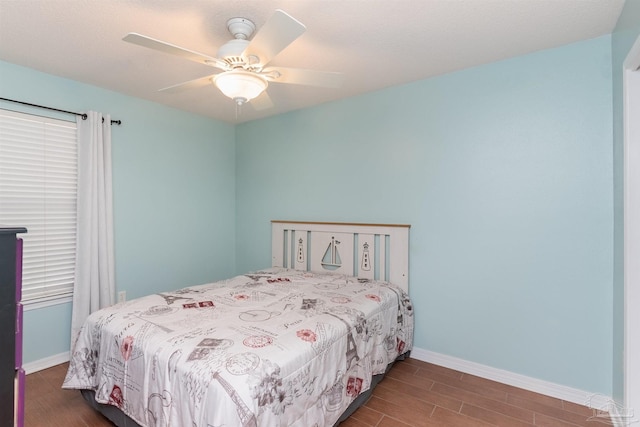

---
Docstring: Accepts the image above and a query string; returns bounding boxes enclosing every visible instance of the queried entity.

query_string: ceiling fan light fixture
[214,70,268,105]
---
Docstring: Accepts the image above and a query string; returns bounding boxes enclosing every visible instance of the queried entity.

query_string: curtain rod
[0,97,122,125]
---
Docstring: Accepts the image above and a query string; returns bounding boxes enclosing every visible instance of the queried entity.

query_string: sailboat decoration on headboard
[321,236,342,270]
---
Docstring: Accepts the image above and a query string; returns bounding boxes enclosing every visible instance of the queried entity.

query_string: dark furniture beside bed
[0,226,27,427]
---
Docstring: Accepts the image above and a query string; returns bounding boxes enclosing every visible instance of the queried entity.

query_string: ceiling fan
[123,9,343,110]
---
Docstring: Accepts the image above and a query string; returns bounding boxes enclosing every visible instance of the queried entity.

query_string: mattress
[62,267,414,427]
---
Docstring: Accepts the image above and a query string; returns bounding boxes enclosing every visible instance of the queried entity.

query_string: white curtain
[70,111,115,344]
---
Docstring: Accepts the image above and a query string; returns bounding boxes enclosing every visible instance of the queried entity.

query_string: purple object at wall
[15,303,22,369]
[15,239,22,302]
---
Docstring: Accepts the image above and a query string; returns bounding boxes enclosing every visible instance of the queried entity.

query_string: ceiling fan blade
[243,10,306,66]
[158,75,216,93]
[123,33,229,70]
[250,91,274,110]
[264,67,344,88]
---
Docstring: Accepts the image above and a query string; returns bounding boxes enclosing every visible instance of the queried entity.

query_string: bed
[63,221,413,427]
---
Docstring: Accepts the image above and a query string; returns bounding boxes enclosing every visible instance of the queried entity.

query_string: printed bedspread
[63,268,414,427]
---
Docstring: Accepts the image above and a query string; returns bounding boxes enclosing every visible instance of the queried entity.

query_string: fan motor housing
[218,17,261,69]
[217,39,251,67]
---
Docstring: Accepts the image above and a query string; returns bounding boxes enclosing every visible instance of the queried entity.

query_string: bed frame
[81,221,412,427]
[271,221,410,292]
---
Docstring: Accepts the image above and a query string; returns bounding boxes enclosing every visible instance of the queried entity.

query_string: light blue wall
[0,60,237,363]
[236,36,614,394]
[611,0,640,404]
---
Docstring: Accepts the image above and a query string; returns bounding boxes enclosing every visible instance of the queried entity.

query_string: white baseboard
[23,352,70,374]
[410,347,616,413]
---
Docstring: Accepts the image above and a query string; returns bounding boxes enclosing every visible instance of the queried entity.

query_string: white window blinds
[0,109,77,303]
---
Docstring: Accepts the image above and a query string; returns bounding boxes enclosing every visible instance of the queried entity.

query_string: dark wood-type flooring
[25,358,611,426]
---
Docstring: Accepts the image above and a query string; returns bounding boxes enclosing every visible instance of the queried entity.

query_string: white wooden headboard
[271,221,411,292]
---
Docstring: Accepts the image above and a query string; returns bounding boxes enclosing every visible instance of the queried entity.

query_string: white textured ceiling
[0,0,626,124]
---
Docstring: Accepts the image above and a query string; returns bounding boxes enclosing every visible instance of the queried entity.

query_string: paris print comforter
[62,268,414,427]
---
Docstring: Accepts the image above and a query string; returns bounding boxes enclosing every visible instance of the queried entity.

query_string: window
[0,109,77,304]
